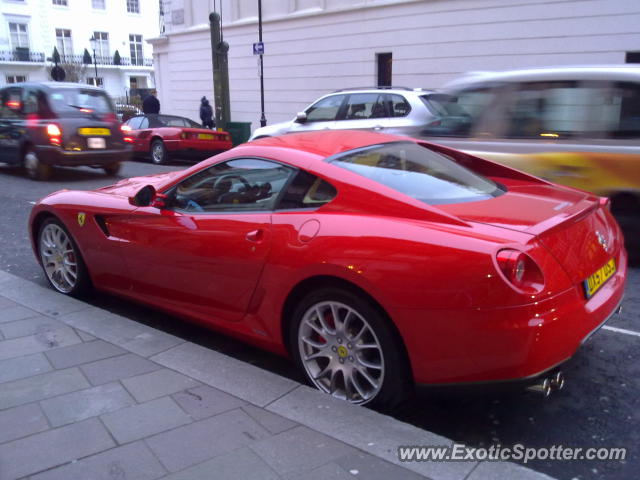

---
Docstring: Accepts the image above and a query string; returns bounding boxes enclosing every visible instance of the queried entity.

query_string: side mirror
[294,112,307,124]
[129,185,157,207]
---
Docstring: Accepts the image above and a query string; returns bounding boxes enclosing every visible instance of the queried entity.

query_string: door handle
[246,229,264,243]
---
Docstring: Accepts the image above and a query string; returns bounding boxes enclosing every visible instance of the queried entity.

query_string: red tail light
[46,124,62,146]
[496,249,544,293]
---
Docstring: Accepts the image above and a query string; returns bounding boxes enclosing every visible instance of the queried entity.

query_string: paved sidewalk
[0,270,554,480]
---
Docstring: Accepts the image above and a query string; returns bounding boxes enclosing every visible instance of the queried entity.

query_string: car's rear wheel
[38,218,90,295]
[290,287,411,409]
[103,162,121,176]
[24,149,52,181]
[150,139,168,164]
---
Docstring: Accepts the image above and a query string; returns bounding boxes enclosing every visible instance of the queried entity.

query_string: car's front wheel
[24,149,52,181]
[38,218,90,295]
[290,287,411,409]
[150,139,168,164]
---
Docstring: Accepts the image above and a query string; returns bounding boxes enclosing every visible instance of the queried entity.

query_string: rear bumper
[401,248,627,385]
[36,145,132,166]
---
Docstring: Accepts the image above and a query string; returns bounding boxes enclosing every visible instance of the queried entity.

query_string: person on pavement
[199,96,215,129]
[142,90,160,114]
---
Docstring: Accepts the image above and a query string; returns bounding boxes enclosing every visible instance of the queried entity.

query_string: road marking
[602,325,640,338]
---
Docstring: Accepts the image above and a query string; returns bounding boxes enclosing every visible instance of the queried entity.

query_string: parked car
[419,65,640,253]
[29,130,626,408]
[0,82,131,180]
[249,86,447,140]
[122,114,233,164]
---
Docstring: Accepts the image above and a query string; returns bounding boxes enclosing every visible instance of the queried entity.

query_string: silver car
[249,87,445,140]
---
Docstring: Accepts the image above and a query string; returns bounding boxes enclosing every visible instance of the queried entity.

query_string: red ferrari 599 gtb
[29,130,626,408]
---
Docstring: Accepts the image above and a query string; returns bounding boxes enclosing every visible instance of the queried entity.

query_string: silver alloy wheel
[151,141,164,163]
[298,300,385,404]
[24,151,40,178]
[39,224,78,293]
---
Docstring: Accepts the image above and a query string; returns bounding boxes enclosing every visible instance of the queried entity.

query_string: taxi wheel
[103,162,121,176]
[150,139,169,164]
[290,287,412,410]
[24,149,52,181]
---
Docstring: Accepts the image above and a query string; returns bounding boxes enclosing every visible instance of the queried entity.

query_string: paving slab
[467,460,556,480]
[40,382,136,427]
[0,315,71,339]
[44,339,126,369]
[0,417,115,479]
[58,307,185,357]
[334,450,427,480]
[288,462,355,480]
[101,396,192,444]
[80,352,162,385]
[0,304,40,324]
[0,327,82,361]
[0,403,50,444]
[29,441,167,480]
[0,276,89,317]
[267,385,476,480]
[0,367,90,410]
[151,342,298,407]
[0,352,52,384]
[172,385,247,421]
[145,408,272,473]
[250,425,356,477]
[121,368,201,403]
[242,403,299,435]
[161,446,280,480]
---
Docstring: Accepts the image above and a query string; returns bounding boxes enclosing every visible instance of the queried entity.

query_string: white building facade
[0,0,159,100]
[150,0,640,131]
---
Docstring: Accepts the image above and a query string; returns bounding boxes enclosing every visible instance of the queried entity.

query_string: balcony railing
[0,49,45,63]
[0,50,152,67]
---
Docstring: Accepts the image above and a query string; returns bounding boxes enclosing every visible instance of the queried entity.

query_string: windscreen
[330,142,504,205]
[48,88,115,114]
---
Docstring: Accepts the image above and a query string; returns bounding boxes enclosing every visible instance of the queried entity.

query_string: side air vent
[94,215,110,237]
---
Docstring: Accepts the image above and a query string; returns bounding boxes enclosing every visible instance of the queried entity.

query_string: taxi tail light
[496,249,544,293]
[120,124,134,143]
[46,124,62,146]
[102,112,117,122]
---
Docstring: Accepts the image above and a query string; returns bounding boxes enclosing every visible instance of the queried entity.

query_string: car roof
[3,82,107,92]
[248,130,411,159]
[327,87,434,96]
[443,65,640,88]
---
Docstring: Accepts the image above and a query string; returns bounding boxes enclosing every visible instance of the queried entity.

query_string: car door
[133,116,153,151]
[288,94,346,133]
[0,87,24,165]
[117,157,297,324]
[335,92,389,132]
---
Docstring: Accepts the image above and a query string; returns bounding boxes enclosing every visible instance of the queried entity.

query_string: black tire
[23,149,52,181]
[289,287,412,410]
[103,162,122,176]
[37,218,91,296]
[150,139,169,164]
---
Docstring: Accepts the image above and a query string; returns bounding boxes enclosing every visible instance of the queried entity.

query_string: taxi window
[0,88,23,119]
[48,88,114,114]
[421,89,495,137]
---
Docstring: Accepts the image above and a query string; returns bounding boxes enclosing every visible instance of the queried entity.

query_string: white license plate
[87,137,106,149]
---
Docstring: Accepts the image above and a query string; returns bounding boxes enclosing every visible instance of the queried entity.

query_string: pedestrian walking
[142,90,160,114]
[199,96,215,129]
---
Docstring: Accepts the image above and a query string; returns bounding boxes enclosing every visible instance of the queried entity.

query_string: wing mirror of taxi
[151,193,169,209]
[129,185,156,207]
[294,112,307,124]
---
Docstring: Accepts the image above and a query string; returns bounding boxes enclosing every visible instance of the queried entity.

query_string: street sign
[253,42,264,55]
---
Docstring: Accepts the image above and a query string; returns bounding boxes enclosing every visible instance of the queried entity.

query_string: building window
[9,22,29,49]
[377,52,392,87]
[6,75,27,84]
[87,77,104,87]
[129,34,143,66]
[626,52,640,64]
[92,0,105,8]
[127,0,140,13]
[93,31,109,62]
[55,29,73,59]
[52,0,68,5]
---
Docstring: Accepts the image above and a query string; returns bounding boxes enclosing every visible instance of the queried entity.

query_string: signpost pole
[258,0,266,127]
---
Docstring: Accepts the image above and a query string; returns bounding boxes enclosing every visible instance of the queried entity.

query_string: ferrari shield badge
[77,212,86,227]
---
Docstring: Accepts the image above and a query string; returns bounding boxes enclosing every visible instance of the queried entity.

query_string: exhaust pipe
[526,371,565,397]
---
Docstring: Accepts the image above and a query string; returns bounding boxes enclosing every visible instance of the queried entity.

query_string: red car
[29,130,626,408]
[121,114,232,164]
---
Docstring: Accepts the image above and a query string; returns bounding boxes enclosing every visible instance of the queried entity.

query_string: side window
[0,87,23,119]
[599,82,640,139]
[305,95,345,122]
[170,158,295,213]
[502,81,619,139]
[420,89,496,137]
[23,89,41,114]
[127,116,143,129]
[277,170,337,210]
[387,94,411,117]
[138,117,149,129]
[344,93,386,120]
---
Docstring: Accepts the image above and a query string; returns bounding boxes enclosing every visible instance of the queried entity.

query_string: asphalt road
[1,160,638,480]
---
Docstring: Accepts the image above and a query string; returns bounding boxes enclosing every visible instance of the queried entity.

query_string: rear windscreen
[48,88,115,114]
[330,142,504,205]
